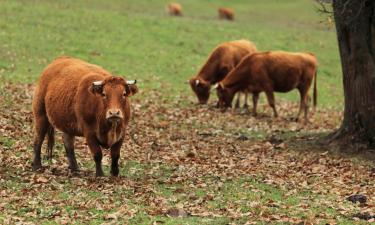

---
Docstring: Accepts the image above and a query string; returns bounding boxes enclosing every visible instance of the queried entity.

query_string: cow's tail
[46,126,55,160]
[313,69,317,108]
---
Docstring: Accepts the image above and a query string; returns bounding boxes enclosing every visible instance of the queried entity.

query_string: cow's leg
[252,92,259,116]
[110,139,123,177]
[86,134,104,177]
[296,90,304,121]
[234,92,240,109]
[63,133,79,172]
[32,114,50,170]
[243,93,249,111]
[265,91,278,117]
[304,95,310,123]
[46,127,55,160]
[298,82,312,123]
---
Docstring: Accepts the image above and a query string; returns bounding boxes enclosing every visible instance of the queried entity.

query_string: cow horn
[195,79,200,86]
[126,80,137,85]
[212,83,219,89]
[93,81,104,86]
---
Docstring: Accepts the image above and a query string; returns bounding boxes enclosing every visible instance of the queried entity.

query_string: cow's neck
[198,61,220,84]
[97,120,124,148]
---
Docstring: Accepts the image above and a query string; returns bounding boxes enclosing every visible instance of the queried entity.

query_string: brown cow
[189,40,257,106]
[216,51,318,121]
[167,3,182,16]
[218,7,234,21]
[32,56,138,177]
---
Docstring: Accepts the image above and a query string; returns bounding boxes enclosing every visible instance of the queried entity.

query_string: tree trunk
[332,0,375,147]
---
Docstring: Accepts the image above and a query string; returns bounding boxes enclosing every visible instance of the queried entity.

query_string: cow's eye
[101,92,106,98]
[122,91,127,98]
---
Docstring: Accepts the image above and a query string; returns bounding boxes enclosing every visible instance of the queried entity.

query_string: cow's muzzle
[106,109,123,122]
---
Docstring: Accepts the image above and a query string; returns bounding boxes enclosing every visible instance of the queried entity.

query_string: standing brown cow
[218,7,234,21]
[189,40,257,106]
[167,3,182,16]
[216,51,318,121]
[32,56,138,177]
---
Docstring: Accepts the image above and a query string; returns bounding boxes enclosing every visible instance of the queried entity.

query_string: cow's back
[253,51,316,92]
[221,40,257,66]
[33,57,111,135]
[197,40,257,82]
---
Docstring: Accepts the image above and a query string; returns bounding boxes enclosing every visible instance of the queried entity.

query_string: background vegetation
[1,0,373,224]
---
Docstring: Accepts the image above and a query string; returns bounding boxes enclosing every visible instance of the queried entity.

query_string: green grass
[0,0,342,107]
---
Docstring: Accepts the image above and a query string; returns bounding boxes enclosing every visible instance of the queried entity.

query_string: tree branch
[314,0,333,14]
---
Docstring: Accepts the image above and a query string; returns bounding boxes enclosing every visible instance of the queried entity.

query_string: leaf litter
[0,82,374,224]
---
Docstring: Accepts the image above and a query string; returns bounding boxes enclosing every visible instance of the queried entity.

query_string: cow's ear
[90,81,104,94]
[217,83,225,90]
[125,80,138,97]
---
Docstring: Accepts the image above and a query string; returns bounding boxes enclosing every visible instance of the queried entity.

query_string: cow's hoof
[32,162,42,171]
[110,169,119,177]
[68,164,79,172]
[95,170,105,177]
[111,172,119,177]
[69,167,79,174]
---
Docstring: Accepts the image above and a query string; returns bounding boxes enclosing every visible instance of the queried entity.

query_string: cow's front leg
[265,91,278,117]
[86,134,104,177]
[110,139,123,177]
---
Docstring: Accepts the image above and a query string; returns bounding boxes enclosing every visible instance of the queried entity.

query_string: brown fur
[189,40,257,104]
[167,3,182,16]
[32,56,138,176]
[217,51,318,121]
[218,7,234,21]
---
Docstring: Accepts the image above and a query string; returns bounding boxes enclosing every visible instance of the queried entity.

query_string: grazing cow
[167,3,182,16]
[216,51,318,121]
[218,7,234,21]
[189,40,257,107]
[32,56,138,177]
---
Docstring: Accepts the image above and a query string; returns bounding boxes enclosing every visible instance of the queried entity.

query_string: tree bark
[332,0,375,147]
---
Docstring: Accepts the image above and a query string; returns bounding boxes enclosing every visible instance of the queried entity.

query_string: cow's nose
[109,109,120,116]
[106,109,123,120]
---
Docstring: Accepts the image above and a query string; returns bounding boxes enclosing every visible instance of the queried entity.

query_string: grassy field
[0,0,342,106]
[1,0,374,224]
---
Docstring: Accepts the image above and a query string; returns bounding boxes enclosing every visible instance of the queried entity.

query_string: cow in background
[189,40,257,108]
[217,51,318,122]
[167,3,182,16]
[218,7,234,21]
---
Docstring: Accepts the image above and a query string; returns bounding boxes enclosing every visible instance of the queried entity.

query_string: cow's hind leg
[234,92,240,109]
[243,92,249,112]
[252,92,259,116]
[46,127,55,160]
[32,114,50,170]
[63,133,79,172]
[265,91,278,117]
[297,82,312,123]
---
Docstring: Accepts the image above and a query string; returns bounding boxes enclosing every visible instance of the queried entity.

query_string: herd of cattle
[167,2,235,21]
[30,8,318,177]
[189,40,318,121]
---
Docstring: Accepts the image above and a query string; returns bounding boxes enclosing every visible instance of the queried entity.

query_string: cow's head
[90,76,138,123]
[189,77,210,104]
[216,83,234,109]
